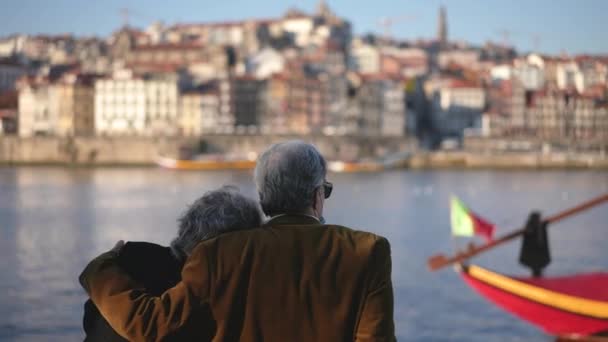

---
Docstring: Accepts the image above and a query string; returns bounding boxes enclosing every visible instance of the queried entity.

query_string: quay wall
[408,152,608,169]
[0,135,415,165]
[1,136,606,169]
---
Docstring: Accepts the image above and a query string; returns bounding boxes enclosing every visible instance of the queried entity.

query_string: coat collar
[264,213,321,226]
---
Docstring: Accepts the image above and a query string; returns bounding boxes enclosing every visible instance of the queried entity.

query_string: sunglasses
[322,181,333,199]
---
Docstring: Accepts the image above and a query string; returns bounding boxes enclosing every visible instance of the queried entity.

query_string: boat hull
[327,161,385,173]
[460,265,608,336]
[155,156,256,170]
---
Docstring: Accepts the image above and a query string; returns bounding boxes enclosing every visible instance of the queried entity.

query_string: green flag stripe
[451,196,474,236]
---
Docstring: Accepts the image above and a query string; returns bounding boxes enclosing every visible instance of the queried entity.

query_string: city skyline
[2,0,608,56]
[2,0,607,151]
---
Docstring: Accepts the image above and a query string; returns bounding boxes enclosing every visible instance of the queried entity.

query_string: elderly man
[82,186,262,341]
[80,140,395,341]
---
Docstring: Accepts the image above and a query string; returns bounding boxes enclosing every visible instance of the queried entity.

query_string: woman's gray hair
[254,140,327,216]
[170,186,262,259]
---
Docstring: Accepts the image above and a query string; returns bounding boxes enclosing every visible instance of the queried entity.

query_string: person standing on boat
[80,140,395,341]
[82,186,262,341]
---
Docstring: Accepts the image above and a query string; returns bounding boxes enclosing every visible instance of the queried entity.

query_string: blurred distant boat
[459,264,608,339]
[155,154,256,170]
[157,151,411,172]
[327,160,385,173]
[327,152,411,173]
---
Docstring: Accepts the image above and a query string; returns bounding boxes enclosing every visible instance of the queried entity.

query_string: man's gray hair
[254,140,327,216]
[170,186,262,258]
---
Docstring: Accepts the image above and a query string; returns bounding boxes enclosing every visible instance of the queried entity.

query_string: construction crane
[496,29,543,52]
[377,15,415,41]
[530,33,542,52]
[119,8,149,27]
[120,8,131,27]
[495,29,513,47]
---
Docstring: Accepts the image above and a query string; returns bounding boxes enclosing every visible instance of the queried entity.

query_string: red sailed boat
[460,264,608,338]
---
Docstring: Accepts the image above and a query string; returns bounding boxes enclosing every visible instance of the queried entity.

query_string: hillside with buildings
[0,2,606,161]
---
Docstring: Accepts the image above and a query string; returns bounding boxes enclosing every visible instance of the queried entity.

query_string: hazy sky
[2,0,607,55]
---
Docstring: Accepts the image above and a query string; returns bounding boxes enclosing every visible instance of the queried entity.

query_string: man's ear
[311,187,318,209]
[312,186,324,214]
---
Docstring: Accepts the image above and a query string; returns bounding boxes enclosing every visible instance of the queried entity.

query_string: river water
[0,167,606,341]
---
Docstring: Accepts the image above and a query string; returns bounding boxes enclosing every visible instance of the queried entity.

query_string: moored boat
[326,160,385,173]
[155,155,256,170]
[428,194,608,340]
[326,152,410,173]
[459,264,608,337]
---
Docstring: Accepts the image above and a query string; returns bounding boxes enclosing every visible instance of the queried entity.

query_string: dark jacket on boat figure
[82,241,215,341]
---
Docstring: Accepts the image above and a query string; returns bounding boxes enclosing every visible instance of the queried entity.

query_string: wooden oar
[428,193,608,271]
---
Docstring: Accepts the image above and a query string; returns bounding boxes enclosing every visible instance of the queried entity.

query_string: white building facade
[556,62,580,91]
[349,40,380,74]
[433,84,486,137]
[513,63,545,90]
[94,70,180,136]
[358,79,406,136]
[246,48,285,79]
[180,92,219,137]
[18,82,59,137]
[179,79,234,136]
[281,14,314,47]
[379,81,406,136]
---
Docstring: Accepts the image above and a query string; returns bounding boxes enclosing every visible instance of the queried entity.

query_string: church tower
[438,5,448,48]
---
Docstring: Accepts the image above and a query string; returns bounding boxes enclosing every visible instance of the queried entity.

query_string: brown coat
[80,214,395,341]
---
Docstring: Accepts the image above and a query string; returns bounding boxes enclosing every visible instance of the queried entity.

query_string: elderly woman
[82,186,262,341]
